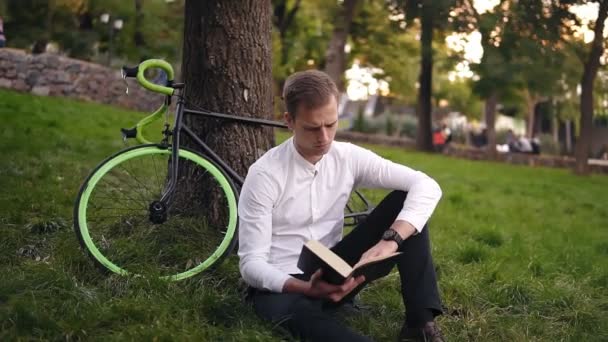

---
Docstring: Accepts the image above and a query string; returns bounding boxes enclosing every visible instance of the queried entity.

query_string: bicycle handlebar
[121,59,175,96]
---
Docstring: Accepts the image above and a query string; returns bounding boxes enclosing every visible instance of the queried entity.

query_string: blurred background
[1,0,607,163]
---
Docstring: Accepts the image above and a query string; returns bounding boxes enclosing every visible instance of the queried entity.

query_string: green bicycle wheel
[73,145,238,281]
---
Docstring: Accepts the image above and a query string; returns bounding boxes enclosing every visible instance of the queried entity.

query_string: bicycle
[73,59,374,281]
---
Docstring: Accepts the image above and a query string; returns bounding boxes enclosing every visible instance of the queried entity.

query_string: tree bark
[182,0,274,182]
[565,119,572,154]
[324,0,358,92]
[416,1,434,152]
[575,0,608,174]
[485,92,498,159]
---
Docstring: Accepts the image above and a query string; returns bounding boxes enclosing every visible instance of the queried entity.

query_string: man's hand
[304,270,366,302]
[356,240,399,268]
[356,220,418,267]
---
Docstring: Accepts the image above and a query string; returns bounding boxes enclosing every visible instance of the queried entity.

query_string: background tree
[574,0,608,174]
[391,0,461,152]
[271,0,333,115]
[324,0,359,91]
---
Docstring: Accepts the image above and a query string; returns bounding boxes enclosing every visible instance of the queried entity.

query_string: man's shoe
[399,321,445,342]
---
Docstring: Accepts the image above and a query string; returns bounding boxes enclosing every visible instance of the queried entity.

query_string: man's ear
[284,112,294,130]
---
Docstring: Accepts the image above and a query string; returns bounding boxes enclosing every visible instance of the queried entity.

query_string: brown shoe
[399,321,445,342]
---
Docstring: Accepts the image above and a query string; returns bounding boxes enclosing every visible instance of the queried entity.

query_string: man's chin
[315,145,331,154]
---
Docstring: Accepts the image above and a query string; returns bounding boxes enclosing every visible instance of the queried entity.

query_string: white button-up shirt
[237,137,442,292]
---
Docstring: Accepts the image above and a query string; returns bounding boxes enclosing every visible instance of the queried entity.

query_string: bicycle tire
[73,144,238,281]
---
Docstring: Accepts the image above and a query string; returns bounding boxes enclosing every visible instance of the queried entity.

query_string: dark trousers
[249,191,443,341]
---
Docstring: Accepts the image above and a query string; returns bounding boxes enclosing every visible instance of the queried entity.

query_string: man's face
[285,96,338,164]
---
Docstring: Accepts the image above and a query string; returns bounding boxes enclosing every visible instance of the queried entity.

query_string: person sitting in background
[516,136,533,153]
[432,126,446,152]
[441,124,452,145]
[471,128,488,148]
[531,136,541,155]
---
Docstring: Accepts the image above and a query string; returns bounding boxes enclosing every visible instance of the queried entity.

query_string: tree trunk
[575,0,608,174]
[565,119,572,154]
[324,0,358,92]
[416,1,434,152]
[523,89,541,139]
[485,93,498,159]
[134,0,145,49]
[182,0,274,192]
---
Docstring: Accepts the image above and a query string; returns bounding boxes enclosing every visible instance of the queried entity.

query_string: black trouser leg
[331,190,443,325]
[251,290,373,342]
[249,191,442,340]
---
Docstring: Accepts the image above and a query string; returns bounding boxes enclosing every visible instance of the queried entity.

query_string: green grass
[1,88,608,341]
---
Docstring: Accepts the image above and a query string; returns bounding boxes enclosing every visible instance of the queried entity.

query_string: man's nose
[318,127,329,142]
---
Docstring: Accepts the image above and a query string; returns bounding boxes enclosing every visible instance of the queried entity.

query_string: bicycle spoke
[118,162,157,200]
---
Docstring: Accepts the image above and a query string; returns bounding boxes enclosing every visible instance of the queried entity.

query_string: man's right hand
[310,269,365,302]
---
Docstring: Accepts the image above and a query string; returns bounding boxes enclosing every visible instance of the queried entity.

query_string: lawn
[1,89,607,341]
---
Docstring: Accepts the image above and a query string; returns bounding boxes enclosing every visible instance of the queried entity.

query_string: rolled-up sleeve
[349,144,442,232]
[237,167,291,292]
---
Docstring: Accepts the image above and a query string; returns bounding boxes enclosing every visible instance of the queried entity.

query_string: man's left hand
[356,240,399,267]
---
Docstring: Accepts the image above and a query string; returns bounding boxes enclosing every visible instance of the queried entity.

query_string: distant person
[433,126,446,152]
[531,136,541,155]
[471,128,488,148]
[505,129,517,152]
[0,17,6,48]
[441,124,452,145]
[517,136,533,153]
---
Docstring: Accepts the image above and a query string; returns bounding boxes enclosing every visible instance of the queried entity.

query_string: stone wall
[0,48,164,112]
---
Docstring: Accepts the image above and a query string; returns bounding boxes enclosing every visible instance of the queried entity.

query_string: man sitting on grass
[238,70,445,342]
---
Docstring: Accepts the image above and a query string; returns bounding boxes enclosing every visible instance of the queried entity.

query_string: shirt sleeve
[237,166,291,293]
[348,144,442,232]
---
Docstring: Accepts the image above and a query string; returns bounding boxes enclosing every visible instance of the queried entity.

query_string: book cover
[297,240,401,285]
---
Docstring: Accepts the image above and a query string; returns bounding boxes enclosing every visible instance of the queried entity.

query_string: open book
[297,240,402,285]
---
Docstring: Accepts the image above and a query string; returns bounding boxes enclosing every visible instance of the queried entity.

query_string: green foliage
[272,0,335,83]
[1,0,183,64]
[538,133,561,155]
[350,0,420,101]
[400,116,418,139]
[435,78,483,119]
[385,113,397,136]
[352,109,367,133]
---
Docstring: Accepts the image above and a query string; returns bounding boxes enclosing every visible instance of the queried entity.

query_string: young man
[238,70,445,341]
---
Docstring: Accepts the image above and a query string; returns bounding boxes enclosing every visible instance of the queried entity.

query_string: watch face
[382,229,395,240]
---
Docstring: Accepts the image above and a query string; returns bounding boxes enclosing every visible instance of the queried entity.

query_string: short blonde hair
[282,70,339,118]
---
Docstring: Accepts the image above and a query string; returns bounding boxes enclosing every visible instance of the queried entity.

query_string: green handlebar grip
[136,59,175,96]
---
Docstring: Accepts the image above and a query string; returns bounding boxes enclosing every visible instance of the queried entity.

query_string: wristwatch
[381,228,404,247]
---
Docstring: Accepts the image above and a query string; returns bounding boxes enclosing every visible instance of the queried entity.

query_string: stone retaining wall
[0,48,164,112]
